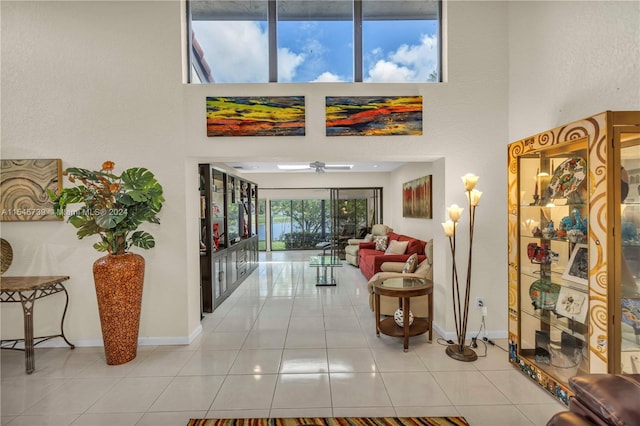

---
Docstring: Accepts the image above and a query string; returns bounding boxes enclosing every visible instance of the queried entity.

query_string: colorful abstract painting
[325,96,422,136]
[402,175,432,219]
[206,96,306,137]
[0,159,62,221]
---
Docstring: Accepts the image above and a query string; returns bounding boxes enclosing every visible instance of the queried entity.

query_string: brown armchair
[546,374,640,426]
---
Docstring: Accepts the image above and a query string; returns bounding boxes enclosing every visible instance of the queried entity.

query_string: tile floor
[1,251,566,425]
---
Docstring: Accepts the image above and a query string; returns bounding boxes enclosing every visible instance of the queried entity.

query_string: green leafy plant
[48,161,164,255]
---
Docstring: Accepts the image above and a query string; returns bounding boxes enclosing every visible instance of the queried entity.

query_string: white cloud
[194,21,306,83]
[192,21,269,83]
[366,61,416,82]
[278,48,305,82]
[366,34,438,82]
[312,72,344,82]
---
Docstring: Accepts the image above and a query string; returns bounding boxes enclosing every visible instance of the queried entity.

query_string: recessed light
[277,164,308,170]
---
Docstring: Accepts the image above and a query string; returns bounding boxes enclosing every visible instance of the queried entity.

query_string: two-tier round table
[373,276,433,352]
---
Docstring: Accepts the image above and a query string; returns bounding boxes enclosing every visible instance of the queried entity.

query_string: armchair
[367,254,433,318]
[546,374,640,426]
[344,224,393,266]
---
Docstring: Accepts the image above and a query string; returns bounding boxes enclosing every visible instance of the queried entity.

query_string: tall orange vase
[93,253,145,365]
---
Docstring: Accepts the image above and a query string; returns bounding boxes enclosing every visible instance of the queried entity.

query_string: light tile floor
[1,251,566,425]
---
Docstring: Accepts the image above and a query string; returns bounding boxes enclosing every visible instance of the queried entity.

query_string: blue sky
[193,17,438,83]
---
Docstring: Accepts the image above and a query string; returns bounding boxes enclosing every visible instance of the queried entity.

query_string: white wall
[508,1,640,140]
[1,1,193,345]
[386,161,450,330]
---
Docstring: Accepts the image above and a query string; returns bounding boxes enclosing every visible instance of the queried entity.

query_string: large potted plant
[48,161,164,365]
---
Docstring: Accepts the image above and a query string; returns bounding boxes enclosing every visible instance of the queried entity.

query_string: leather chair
[546,374,640,426]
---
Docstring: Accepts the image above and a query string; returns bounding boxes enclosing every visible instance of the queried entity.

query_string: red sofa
[357,231,428,280]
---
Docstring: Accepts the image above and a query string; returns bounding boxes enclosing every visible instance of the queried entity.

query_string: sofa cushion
[374,235,388,251]
[359,241,377,250]
[402,253,418,273]
[424,239,433,265]
[414,259,432,280]
[371,224,392,236]
[385,240,408,255]
[386,231,401,242]
[406,239,425,256]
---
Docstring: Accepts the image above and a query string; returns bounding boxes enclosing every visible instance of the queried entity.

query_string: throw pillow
[374,235,388,251]
[385,239,408,255]
[364,233,373,242]
[371,224,391,236]
[402,253,418,273]
[406,239,425,256]
[424,239,433,265]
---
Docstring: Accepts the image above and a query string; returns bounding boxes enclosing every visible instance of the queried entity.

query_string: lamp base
[446,344,478,362]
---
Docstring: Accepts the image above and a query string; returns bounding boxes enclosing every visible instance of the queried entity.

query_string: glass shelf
[520,305,588,342]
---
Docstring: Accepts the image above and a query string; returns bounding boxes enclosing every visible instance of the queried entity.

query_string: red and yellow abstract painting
[326,96,422,136]
[206,96,306,137]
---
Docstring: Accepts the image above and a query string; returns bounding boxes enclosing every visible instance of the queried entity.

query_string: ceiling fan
[278,161,353,173]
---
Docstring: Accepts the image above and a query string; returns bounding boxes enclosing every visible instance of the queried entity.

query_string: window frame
[187,0,442,84]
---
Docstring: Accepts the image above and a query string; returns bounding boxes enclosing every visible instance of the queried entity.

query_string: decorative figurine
[531,168,540,206]
[567,229,583,244]
[527,242,558,265]
[532,226,542,237]
[560,216,574,232]
[572,209,588,234]
[559,210,588,239]
[542,221,556,240]
[557,221,567,238]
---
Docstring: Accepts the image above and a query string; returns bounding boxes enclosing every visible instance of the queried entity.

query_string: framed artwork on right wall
[402,175,432,219]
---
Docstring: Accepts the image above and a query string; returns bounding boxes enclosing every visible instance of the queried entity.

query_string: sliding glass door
[270,199,332,250]
[331,188,383,258]
[259,187,382,251]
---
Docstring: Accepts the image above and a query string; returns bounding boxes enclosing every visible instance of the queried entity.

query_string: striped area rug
[187,417,469,426]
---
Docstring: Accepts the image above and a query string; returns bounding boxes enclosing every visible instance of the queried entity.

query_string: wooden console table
[0,276,75,374]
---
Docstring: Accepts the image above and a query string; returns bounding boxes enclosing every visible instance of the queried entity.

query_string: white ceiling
[225,161,407,173]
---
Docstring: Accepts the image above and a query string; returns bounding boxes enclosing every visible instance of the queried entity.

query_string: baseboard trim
[10,323,505,349]
[7,324,204,349]
[432,321,508,342]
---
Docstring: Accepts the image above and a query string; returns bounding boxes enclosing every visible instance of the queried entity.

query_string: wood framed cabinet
[507,111,640,405]
[199,164,258,313]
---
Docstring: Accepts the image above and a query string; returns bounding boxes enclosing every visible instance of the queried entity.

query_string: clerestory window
[188,0,441,83]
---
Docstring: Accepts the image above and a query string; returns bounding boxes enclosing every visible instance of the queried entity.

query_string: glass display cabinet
[199,164,259,313]
[507,111,640,404]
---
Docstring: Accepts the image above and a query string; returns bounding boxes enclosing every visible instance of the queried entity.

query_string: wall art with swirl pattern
[0,159,62,221]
